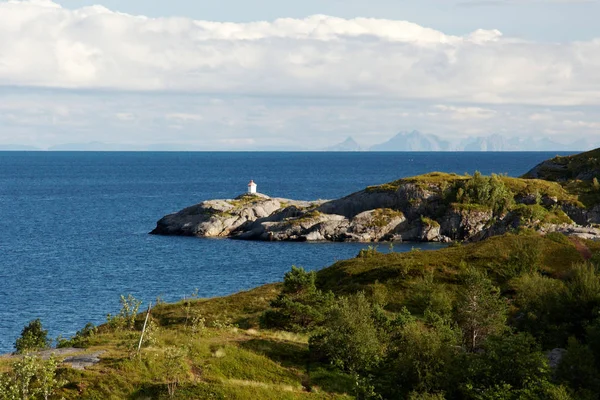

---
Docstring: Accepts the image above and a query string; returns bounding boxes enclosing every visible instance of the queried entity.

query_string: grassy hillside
[522,148,600,182]
[3,232,600,399]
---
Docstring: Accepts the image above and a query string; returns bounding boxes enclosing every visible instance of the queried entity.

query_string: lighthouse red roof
[248,180,256,186]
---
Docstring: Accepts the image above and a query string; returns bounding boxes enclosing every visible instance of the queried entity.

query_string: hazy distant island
[151,148,600,243]
[3,131,599,152]
[325,130,600,152]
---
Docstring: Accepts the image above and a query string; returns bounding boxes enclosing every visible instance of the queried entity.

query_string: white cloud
[165,113,204,122]
[434,105,497,120]
[0,0,599,107]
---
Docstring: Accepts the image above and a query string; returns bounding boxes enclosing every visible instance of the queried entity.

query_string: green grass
[522,148,600,182]
[316,233,585,310]
[420,216,440,228]
[365,172,467,193]
[287,210,323,227]
[5,232,595,400]
[370,208,404,227]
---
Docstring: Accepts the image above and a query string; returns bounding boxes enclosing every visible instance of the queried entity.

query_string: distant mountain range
[324,131,600,152]
[2,131,598,152]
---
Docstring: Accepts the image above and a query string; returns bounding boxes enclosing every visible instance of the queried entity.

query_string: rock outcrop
[151,172,600,243]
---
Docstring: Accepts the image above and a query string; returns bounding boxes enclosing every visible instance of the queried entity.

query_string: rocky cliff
[151,172,600,243]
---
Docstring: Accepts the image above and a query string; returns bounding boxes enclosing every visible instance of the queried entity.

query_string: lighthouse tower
[248,180,257,194]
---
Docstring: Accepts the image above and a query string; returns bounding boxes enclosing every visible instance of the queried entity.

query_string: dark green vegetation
[3,232,600,399]
[523,148,600,207]
[523,148,600,182]
[368,171,580,224]
[14,319,50,354]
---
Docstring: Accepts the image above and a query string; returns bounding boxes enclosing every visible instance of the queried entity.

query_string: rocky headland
[151,167,600,243]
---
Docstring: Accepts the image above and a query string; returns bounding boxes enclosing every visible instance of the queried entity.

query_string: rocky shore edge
[150,173,600,243]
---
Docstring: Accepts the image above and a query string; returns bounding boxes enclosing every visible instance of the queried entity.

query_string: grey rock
[546,348,567,369]
[63,351,105,370]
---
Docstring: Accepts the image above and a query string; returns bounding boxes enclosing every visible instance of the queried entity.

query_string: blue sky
[1,0,600,150]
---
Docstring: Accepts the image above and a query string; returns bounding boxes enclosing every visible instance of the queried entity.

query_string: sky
[1,0,600,150]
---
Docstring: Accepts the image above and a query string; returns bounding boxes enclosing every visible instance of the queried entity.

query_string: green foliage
[15,319,49,353]
[420,216,440,228]
[555,337,600,399]
[564,262,600,339]
[309,292,385,375]
[378,318,461,398]
[57,322,97,348]
[461,333,552,399]
[106,294,142,331]
[357,245,381,259]
[260,266,334,332]
[512,273,567,348]
[409,272,453,319]
[453,172,514,216]
[502,235,542,279]
[161,347,189,398]
[371,208,404,228]
[0,355,63,400]
[455,267,508,352]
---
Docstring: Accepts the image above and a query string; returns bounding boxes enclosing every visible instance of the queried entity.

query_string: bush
[461,333,552,398]
[57,322,97,348]
[309,292,384,375]
[15,319,50,353]
[106,294,142,331]
[502,236,542,279]
[379,319,461,398]
[260,266,334,332]
[511,273,567,348]
[555,337,600,398]
[453,172,514,216]
[0,354,63,399]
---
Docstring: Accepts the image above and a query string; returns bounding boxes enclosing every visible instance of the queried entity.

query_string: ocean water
[0,151,571,353]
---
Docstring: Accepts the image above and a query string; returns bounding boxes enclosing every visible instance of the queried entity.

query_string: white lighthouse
[248,180,257,194]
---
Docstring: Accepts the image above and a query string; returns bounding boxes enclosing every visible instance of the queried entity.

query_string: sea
[0,151,573,353]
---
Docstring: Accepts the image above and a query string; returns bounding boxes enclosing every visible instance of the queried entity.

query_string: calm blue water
[0,151,571,352]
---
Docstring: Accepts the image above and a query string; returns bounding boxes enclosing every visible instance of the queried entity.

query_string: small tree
[15,319,50,353]
[0,354,63,400]
[310,292,384,375]
[261,266,334,332]
[455,267,507,352]
[161,347,189,398]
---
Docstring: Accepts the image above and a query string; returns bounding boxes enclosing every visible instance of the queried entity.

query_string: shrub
[555,337,600,398]
[309,292,384,375]
[106,294,142,331]
[57,322,97,348]
[453,172,514,216]
[357,246,380,259]
[15,319,50,353]
[461,333,551,398]
[511,273,567,348]
[409,273,453,319]
[502,236,542,279]
[260,266,334,332]
[0,354,63,400]
[378,318,461,398]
